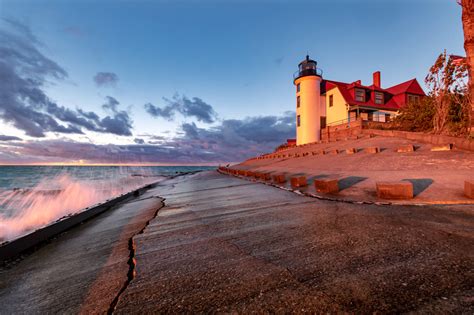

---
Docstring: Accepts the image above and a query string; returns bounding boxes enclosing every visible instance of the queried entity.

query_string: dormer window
[375,92,384,104]
[408,94,420,104]
[355,88,365,102]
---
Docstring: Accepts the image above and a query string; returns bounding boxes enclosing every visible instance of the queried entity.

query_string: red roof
[323,78,425,111]
[385,79,424,95]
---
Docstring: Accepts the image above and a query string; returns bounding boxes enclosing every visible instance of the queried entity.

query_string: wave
[0,174,160,242]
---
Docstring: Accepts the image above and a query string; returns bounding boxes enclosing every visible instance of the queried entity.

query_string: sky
[0,0,465,165]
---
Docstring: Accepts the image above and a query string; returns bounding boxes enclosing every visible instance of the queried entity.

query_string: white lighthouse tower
[293,55,323,145]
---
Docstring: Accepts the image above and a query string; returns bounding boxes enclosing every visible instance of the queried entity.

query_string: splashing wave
[0,174,160,242]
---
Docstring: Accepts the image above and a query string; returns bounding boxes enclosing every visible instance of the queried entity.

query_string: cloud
[145,94,218,123]
[0,111,295,164]
[0,135,22,141]
[99,96,133,136]
[0,20,133,137]
[93,72,119,87]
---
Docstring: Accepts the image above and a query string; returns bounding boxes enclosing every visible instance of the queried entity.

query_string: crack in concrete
[107,198,165,314]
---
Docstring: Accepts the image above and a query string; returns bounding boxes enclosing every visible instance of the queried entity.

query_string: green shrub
[395,96,436,132]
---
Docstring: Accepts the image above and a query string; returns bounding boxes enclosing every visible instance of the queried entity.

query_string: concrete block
[346,148,357,154]
[376,181,413,199]
[365,147,380,154]
[431,144,453,152]
[465,181,474,199]
[314,178,339,194]
[291,176,307,188]
[272,174,286,184]
[396,145,415,153]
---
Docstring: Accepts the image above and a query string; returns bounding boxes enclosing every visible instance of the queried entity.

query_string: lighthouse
[293,55,323,145]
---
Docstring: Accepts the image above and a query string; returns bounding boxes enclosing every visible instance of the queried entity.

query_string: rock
[431,144,453,152]
[396,145,415,153]
[465,180,474,199]
[376,181,414,199]
[314,178,339,194]
[291,176,307,188]
[365,147,380,154]
[272,174,286,184]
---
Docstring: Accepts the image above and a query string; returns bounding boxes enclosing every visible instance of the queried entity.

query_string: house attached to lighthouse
[293,55,426,145]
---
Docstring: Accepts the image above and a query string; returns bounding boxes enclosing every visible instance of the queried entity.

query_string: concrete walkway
[0,171,473,313]
[0,192,163,314]
[116,172,473,313]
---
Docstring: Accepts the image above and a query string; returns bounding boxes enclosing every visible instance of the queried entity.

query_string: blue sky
[0,0,465,164]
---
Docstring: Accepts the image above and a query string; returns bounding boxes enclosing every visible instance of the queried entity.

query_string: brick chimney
[373,71,381,88]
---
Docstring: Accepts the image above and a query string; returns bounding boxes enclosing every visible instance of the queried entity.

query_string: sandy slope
[233,135,474,204]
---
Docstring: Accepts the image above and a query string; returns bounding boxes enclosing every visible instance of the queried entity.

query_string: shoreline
[0,170,472,313]
[0,170,205,263]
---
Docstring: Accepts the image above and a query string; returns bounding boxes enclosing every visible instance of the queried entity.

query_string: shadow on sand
[403,178,434,196]
[338,176,368,191]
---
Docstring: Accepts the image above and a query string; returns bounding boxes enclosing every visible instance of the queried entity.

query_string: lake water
[0,165,215,241]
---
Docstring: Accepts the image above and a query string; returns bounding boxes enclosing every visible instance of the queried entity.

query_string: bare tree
[425,51,469,134]
[458,0,474,129]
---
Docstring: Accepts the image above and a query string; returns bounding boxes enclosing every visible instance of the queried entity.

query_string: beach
[1,170,472,313]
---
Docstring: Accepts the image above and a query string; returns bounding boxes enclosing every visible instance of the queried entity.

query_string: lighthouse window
[296,83,300,92]
[355,88,365,102]
[375,92,384,104]
[329,95,333,107]
[297,115,301,127]
[297,96,300,108]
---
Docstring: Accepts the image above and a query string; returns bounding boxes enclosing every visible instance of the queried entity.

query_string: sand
[232,135,474,204]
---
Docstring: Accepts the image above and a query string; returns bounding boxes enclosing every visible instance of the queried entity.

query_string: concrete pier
[1,171,473,313]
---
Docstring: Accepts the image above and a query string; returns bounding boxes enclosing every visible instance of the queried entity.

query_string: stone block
[465,181,474,199]
[346,148,357,154]
[396,145,415,153]
[272,174,286,184]
[365,147,380,154]
[431,144,453,152]
[291,176,307,188]
[376,181,413,199]
[314,178,339,194]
